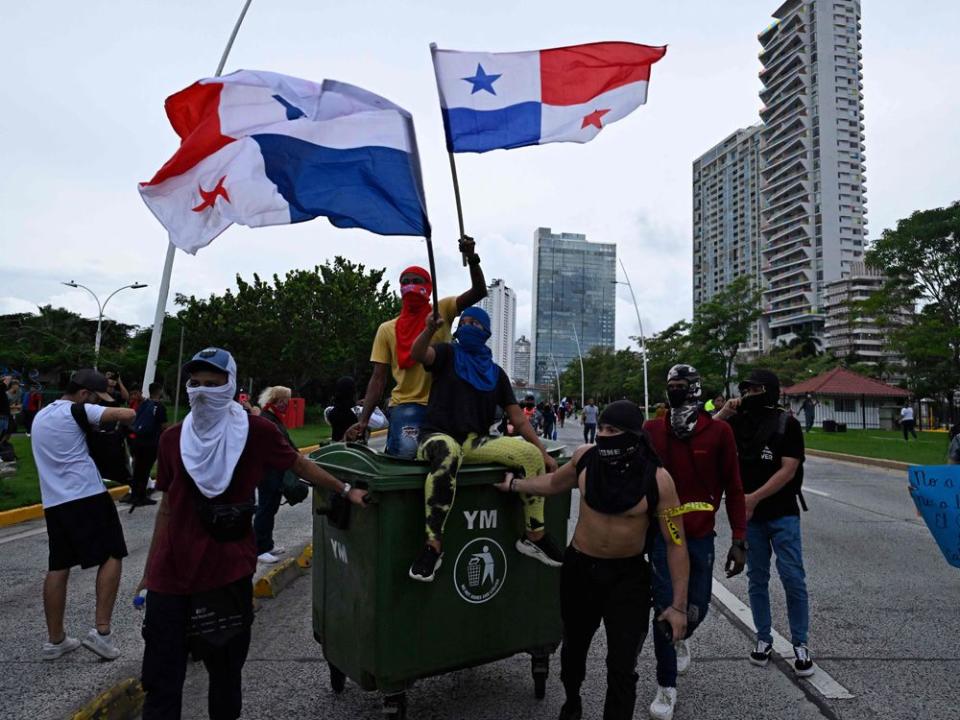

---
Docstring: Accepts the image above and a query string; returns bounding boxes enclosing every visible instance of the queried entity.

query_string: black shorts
[44,492,128,571]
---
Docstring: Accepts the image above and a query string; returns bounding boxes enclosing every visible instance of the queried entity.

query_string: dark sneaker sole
[749,654,771,667]
[794,663,815,677]
[408,555,442,582]
[515,539,563,567]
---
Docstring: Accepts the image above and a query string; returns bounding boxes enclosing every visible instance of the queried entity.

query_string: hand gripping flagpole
[141,0,255,391]
[430,43,470,268]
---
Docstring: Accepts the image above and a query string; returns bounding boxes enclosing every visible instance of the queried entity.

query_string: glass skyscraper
[531,227,616,387]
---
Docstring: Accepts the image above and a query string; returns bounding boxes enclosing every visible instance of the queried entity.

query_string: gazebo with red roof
[782,367,910,430]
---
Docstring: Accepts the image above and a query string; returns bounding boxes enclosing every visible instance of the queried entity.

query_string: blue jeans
[746,514,809,646]
[650,533,715,688]
[385,403,427,459]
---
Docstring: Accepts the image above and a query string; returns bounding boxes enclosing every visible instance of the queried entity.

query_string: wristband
[670,605,687,615]
[339,482,352,498]
[509,477,518,493]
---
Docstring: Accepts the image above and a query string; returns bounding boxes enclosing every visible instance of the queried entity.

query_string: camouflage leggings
[417,433,546,543]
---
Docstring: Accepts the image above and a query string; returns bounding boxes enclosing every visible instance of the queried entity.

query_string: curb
[254,552,306,599]
[0,485,130,528]
[70,677,144,720]
[806,448,910,471]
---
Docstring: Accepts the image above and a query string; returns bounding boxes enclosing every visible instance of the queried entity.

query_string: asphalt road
[1,419,958,719]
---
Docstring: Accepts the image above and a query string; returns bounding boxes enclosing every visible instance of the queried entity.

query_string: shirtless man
[496,400,690,720]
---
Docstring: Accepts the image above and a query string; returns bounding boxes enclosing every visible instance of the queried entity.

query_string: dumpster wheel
[382,692,407,719]
[531,653,550,700]
[329,663,346,694]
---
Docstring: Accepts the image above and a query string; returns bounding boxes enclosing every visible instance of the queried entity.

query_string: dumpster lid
[310,440,568,491]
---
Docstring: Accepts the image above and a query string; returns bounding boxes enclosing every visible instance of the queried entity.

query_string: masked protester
[139,348,367,720]
[715,369,814,678]
[253,385,297,564]
[326,376,358,442]
[496,400,692,720]
[407,307,562,582]
[346,237,488,458]
[643,365,746,720]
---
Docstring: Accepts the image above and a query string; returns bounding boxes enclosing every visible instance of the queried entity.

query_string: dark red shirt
[644,412,747,541]
[146,416,300,594]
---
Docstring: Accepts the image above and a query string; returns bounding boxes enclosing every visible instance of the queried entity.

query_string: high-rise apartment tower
[477,278,516,380]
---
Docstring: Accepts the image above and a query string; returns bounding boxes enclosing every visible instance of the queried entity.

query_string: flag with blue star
[462,64,501,94]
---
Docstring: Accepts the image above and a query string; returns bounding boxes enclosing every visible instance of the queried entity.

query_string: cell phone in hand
[238,393,249,404]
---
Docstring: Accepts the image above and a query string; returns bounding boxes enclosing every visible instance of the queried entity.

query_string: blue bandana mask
[452,310,498,392]
[454,323,489,349]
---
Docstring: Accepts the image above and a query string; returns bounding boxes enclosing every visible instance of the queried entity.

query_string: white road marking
[804,488,831,497]
[0,526,46,545]
[711,579,855,700]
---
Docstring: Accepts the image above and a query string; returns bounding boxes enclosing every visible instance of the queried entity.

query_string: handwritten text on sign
[909,465,960,569]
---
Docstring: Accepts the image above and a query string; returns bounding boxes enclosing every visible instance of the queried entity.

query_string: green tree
[688,276,763,394]
[862,202,960,399]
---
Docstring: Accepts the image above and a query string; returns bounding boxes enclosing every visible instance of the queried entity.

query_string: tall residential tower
[477,278,517,380]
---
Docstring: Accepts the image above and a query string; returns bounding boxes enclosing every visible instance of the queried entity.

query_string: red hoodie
[644,411,746,541]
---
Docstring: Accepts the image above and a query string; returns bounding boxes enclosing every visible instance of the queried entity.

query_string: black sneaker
[793,644,815,677]
[516,534,564,567]
[130,496,157,507]
[749,640,773,667]
[409,545,443,582]
[558,696,582,720]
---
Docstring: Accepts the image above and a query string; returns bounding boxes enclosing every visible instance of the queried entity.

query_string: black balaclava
[738,368,781,416]
[583,400,661,515]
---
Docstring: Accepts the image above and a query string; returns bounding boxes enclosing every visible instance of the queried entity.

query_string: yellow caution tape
[655,502,715,545]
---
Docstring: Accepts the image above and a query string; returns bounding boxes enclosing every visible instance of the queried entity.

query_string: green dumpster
[310,441,571,717]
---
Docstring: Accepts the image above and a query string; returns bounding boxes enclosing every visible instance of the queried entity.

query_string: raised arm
[100,407,136,425]
[496,445,585,496]
[455,236,488,312]
[410,314,443,366]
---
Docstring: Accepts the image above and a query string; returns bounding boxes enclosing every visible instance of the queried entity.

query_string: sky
[2,0,958,355]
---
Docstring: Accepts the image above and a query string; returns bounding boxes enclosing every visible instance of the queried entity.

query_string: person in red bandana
[347,237,487,458]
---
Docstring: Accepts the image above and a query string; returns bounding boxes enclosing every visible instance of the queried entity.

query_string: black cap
[598,400,646,436]
[738,368,781,394]
[71,369,113,402]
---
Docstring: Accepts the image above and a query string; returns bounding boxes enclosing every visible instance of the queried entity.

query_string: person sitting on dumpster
[345,237,487,458]
[496,400,692,720]
[408,306,563,582]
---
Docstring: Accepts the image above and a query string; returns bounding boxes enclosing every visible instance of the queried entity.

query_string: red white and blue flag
[431,42,666,153]
[140,70,430,254]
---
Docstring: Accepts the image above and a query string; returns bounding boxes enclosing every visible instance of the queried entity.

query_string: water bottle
[133,590,146,611]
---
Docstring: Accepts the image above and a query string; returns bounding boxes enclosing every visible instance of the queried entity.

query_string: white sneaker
[42,635,81,661]
[271,545,287,555]
[675,638,691,675]
[649,685,677,720]
[81,628,120,660]
[258,552,281,564]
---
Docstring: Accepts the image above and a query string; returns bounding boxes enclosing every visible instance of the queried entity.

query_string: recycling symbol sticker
[453,537,507,604]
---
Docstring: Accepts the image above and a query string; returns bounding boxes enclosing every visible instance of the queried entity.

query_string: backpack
[131,399,160,438]
[767,410,807,511]
[71,403,130,481]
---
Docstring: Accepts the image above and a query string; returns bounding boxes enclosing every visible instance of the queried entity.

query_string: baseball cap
[182,347,236,377]
[738,368,780,394]
[71,369,113,402]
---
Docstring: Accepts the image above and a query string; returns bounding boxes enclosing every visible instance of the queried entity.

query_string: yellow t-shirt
[371,296,459,406]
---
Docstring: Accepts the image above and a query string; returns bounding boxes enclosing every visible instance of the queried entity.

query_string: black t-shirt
[134,399,168,444]
[421,343,517,444]
[0,387,9,417]
[728,410,804,521]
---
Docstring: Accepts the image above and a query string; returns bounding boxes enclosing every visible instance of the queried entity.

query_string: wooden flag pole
[425,234,441,321]
[430,43,470,267]
[141,0,255,391]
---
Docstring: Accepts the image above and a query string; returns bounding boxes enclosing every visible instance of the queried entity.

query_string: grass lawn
[802,428,951,466]
[0,421,332,512]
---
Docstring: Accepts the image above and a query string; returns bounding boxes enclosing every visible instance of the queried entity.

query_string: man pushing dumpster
[346,237,488,457]
[407,306,563,582]
[496,400,693,720]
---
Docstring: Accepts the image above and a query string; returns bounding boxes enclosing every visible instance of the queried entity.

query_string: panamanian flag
[431,42,666,153]
[139,70,430,254]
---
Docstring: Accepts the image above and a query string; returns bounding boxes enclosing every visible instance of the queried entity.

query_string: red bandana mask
[395,266,433,369]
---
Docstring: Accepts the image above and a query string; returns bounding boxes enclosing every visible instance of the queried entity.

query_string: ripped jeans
[385,403,427,459]
[417,433,546,543]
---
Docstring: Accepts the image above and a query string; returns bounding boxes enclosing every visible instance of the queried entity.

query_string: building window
[835,398,855,413]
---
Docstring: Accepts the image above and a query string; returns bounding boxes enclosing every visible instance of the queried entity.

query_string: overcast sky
[3,1,958,353]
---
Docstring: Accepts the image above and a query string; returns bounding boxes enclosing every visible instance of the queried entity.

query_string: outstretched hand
[458,235,476,257]
[494,471,515,493]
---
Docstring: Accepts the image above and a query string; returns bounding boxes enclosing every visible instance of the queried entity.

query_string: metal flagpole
[141,0,255,391]
[571,324,585,411]
[429,43,470,267]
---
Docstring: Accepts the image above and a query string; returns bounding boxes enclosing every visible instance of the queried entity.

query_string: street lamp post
[549,355,562,403]
[63,281,148,370]
[613,257,649,418]
[571,323,585,411]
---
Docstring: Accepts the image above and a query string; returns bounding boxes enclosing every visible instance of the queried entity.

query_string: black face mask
[666,387,689,409]
[595,432,641,462]
[583,430,660,515]
[740,394,767,413]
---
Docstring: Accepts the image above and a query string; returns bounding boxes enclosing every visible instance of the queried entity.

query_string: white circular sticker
[453,537,508,604]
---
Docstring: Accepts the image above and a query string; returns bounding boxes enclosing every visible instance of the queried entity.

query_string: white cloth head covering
[179,350,250,498]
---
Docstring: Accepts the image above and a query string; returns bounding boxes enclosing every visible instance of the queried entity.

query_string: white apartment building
[513,335,531,385]
[478,278,516,379]
[692,125,765,354]
[758,0,867,345]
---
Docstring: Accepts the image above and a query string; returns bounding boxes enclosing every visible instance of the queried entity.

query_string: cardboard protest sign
[909,465,960,569]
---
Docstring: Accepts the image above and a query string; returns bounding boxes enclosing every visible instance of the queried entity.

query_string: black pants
[902,419,917,440]
[142,578,253,720]
[131,442,158,499]
[254,471,284,554]
[560,546,651,720]
[583,423,597,444]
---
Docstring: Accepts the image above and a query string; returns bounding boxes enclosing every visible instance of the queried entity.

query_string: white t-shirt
[900,406,914,422]
[31,399,107,508]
